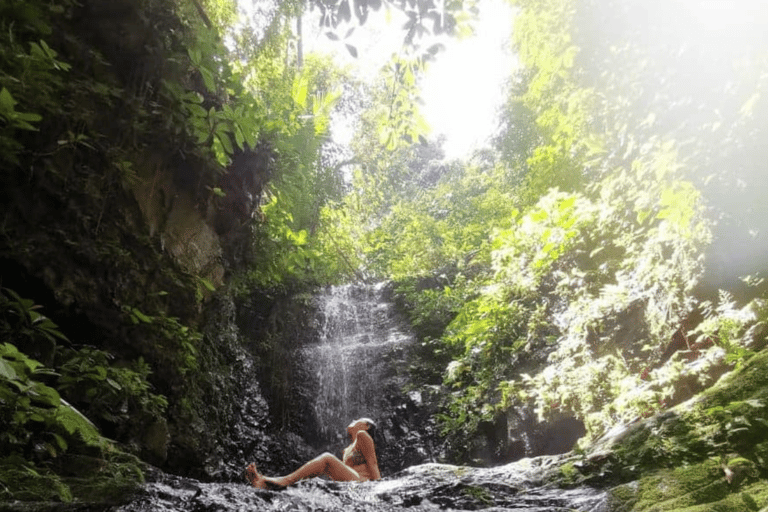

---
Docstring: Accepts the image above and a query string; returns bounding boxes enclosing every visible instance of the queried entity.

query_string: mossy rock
[0,462,73,503]
[697,350,768,410]
[608,467,768,511]
[598,349,768,511]
[461,484,495,506]
[61,452,145,504]
[0,451,144,507]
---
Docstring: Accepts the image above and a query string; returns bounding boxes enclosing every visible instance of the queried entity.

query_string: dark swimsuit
[343,446,366,467]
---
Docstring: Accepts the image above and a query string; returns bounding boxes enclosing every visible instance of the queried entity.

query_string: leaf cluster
[124,305,202,377]
[0,288,170,500]
[0,1,72,165]
[238,193,328,290]
[311,0,476,44]
[57,347,168,428]
[0,342,97,461]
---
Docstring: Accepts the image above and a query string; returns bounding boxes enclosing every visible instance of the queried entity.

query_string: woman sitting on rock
[246,418,381,489]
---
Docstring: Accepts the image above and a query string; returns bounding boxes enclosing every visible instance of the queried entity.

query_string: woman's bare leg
[247,453,360,489]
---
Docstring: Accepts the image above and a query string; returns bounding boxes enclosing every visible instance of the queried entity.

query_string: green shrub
[57,347,168,430]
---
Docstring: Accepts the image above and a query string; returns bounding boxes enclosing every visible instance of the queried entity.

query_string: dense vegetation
[0,0,321,501]
[1,0,767,508]
[314,0,768,459]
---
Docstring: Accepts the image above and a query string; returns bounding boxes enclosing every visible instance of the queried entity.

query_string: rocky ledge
[115,456,606,512]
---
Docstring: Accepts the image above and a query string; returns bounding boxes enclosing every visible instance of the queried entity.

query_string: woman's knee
[313,452,339,466]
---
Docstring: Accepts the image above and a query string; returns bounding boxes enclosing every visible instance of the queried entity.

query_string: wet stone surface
[115,457,608,512]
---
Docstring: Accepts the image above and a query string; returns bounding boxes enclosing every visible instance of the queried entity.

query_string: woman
[246,418,381,489]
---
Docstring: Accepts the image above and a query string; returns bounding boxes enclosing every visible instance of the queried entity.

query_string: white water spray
[305,283,413,443]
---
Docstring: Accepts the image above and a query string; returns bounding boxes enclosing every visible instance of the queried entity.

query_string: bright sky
[421,0,517,159]
[296,0,517,160]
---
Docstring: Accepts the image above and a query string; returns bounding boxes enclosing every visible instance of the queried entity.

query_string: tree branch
[189,0,213,29]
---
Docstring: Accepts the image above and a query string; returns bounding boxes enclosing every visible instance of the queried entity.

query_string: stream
[118,455,608,511]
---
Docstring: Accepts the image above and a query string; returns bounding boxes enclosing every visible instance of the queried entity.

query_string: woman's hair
[360,417,377,438]
[358,417,381,474]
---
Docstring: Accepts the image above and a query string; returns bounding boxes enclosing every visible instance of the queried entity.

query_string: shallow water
[115,457,608,512]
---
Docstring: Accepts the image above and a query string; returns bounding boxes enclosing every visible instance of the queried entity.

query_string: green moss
[462,485,494,506]
[0,449,143,505]
[608,458,768,511]
[610,350,768,467]
[595,349,768,511]
[609,481,640,511]
[0,458,73,503]
[698,350,768,409]
[753,442,768,473]
[559,461,581,485]
[634,460,724,509]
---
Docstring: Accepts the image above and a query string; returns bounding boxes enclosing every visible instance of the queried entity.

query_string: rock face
[132,165,225,289]
[501,410,587,463]
[115,457,608,512]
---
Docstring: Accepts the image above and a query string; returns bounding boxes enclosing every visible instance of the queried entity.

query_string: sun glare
[274,0,516,160]
[421,0,516,159]
[687,0,768,32]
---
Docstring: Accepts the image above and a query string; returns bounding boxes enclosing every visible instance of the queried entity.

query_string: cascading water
[304,282,414,444]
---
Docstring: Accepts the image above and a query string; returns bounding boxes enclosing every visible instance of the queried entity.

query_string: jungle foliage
[313,0,768,463]
[0,0,339,498]
[0,289,148,502]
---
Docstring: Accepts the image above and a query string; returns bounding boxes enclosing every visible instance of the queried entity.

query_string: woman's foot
[245,463,266,488]
[245,463,286,490]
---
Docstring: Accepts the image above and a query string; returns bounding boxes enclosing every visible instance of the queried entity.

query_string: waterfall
[304,282,414,444]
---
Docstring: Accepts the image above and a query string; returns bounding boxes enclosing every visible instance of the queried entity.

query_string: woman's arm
[356,431,381,480]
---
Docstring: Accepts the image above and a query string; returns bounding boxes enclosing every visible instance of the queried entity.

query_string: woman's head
[361,418,376,438]
[347,417,377,439]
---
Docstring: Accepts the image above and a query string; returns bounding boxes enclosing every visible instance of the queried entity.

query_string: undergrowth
[0,287,158,502]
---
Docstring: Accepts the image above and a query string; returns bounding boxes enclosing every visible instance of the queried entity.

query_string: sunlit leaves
[436,134,713,441]
[492,191,591,295]
[246,193,324,287]
[375,55,430,151]
[292,75,310,109]
[312,0,475,42]
[185,0,239,31]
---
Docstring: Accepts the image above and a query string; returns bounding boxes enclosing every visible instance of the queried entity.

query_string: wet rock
[504,408,586,463]
[114,457,608,512]
[140,419,170,466]
[162,292,273,482]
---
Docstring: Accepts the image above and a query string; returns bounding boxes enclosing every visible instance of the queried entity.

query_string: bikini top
[342,441,366,467]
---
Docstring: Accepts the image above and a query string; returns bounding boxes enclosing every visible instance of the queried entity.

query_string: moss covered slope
[577,348,768,511]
